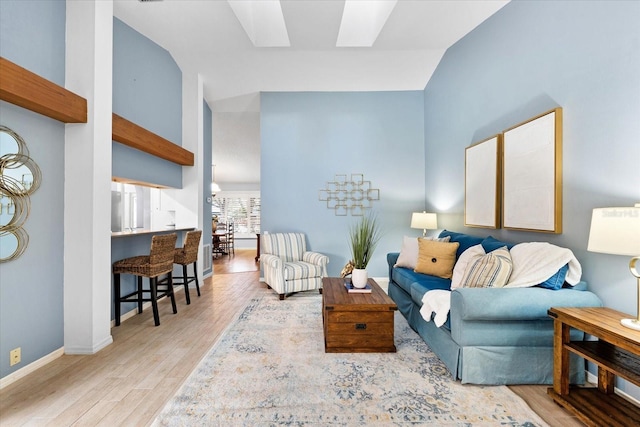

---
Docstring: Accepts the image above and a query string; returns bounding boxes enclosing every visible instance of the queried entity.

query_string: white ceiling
[113,0,508,112]
[112,0,509,185]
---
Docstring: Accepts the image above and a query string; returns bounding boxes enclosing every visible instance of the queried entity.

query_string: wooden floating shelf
[112,113,194,166]
[0,56,87,123]
[0,56,193,167]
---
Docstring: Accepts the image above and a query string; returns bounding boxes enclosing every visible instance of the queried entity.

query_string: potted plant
[348,212,382,288]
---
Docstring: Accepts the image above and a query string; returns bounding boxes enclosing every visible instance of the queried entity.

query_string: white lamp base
[621,318,640,331]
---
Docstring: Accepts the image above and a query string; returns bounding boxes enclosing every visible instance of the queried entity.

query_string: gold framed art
[502,108,563,233]
[464,135,501,229]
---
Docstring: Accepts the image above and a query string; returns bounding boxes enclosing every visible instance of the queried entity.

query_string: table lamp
[587,204,640,331]
[411,211,437,237]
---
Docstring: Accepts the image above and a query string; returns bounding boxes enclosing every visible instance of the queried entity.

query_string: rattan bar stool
[173,229,202,304]
[113,233,178,326]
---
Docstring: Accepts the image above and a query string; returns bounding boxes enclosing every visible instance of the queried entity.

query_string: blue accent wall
[260,91,425,278]
[423,0,640,398]
[0,0,66,379]
[0,0,65,85]
[109,19,186,319]
[112,18,182,188]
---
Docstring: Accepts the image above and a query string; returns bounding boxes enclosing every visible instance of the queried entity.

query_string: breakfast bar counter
[110,227,195,323]
[111,226,194,237]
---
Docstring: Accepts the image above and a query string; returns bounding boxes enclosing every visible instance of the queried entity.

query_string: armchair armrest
[261,253,283,269]
[451,286,603,322]
[303,251,329,267]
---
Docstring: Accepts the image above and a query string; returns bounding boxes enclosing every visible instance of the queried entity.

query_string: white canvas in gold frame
[465,135,501,229]
[502,108,562,233]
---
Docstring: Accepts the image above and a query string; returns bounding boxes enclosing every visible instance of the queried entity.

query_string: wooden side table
[547,307,640,426]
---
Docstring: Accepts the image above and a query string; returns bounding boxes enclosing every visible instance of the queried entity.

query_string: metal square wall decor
[319,174,380,216]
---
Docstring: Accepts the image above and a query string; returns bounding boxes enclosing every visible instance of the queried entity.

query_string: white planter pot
[351,268,368,288]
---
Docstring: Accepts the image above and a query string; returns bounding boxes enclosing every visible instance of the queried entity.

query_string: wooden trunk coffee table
[322,277,397,353]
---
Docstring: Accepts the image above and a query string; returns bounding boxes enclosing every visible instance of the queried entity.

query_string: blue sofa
[387,230,603,385]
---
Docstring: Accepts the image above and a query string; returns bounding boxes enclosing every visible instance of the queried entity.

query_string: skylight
[336,0,398,47]
[228,0,290,47]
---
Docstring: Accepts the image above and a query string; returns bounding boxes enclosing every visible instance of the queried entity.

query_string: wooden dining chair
[219,222,235,257]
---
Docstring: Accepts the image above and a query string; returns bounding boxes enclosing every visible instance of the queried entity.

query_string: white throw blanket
[505,242,582,288]
[419,242,583,327]
[420,290,451,327]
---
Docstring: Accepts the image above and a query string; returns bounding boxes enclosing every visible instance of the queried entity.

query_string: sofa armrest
[387,252,400,266]
[451,287,603,322]
[388,252,400,281]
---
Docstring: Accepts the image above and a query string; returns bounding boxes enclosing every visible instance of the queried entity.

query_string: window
[212,191,260,238]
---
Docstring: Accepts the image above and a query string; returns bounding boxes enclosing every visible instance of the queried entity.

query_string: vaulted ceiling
[114,1,509,113]
[113,1,509,185]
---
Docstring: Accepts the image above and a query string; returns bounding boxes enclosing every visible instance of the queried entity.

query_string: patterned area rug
[153,293,548,426]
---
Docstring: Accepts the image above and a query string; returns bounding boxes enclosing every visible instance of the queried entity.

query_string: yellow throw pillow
[395,235,451,269]
[414,240,460,279]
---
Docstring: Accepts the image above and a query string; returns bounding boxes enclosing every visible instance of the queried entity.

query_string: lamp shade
[411,212,437,230]
[587,206,640,256]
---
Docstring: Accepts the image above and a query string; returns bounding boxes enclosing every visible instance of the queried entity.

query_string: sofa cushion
[283,261,324,280]
[451,244,485,289]
[438,230,484,258]
[410,277,452,307]
[395,235,451,269]
[391,266,451,296]
[460,246,513,288]
[415,240,460,279]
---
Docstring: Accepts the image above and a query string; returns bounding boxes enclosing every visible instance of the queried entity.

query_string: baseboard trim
[0,347,64,390]
[64,335,113,355]
[586,371,639,405]
[257,277,389,292]
[373,276,389,293]
[111,285,189,327]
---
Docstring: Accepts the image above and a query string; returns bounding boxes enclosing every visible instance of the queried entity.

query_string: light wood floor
[0,249,581,426]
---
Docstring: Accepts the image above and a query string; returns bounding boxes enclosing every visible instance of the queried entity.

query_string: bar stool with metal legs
[113,233,178,326]
[173,229,202,304]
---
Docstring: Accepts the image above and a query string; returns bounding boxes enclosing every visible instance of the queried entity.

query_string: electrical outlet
[10,347,21,366]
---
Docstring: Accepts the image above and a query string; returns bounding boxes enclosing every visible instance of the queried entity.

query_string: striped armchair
[261,232,329,300]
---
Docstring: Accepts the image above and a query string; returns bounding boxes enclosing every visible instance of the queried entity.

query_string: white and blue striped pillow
[460,246,513,288]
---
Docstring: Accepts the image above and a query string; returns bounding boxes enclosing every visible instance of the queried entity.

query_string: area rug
[153,292,549,426]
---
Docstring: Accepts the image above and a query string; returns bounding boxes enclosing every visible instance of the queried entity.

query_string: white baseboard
[373,276,389,293]
[586,371,640,405]
[111,284,190,327]
[64,335,113,355]
[258,277,389,293]
[0,347,64,390]
[1,286,196,389]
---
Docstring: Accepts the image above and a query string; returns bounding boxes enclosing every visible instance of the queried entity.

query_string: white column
[63,0,113,354]
[178,69,204,277]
